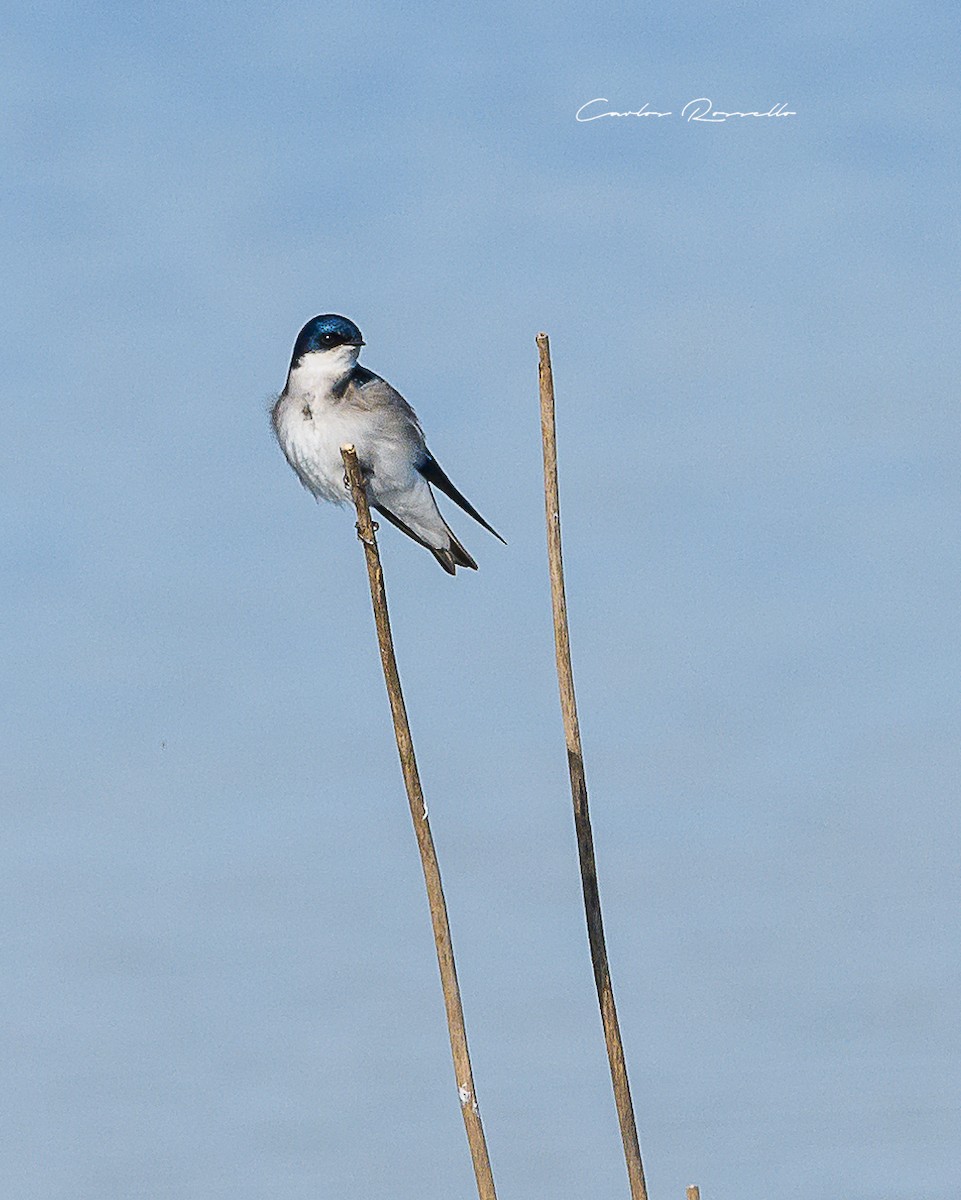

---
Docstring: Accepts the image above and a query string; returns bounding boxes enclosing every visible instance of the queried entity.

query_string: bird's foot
[354,520,379,547]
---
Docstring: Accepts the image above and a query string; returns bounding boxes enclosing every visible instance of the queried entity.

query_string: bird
[272,314,504,574]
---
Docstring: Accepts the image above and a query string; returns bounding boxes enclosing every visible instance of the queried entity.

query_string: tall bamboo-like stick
[340,444,497,1200]
[536,335,649,1200]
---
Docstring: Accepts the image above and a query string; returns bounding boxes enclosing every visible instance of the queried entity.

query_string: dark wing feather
[418,454,506,544]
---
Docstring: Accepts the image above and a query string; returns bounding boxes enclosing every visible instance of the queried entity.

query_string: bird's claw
[354,520,378,547]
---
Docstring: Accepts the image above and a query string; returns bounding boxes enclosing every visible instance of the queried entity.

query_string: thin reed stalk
[536,334,649,1200]
[340,443,498,1200]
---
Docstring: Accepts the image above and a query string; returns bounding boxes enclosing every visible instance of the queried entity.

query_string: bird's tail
[373,503,477,574]
[431,526,478,575]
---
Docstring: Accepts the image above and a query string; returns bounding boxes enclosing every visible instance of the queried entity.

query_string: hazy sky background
[3,2,959,1198]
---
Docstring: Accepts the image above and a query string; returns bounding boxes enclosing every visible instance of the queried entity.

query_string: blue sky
[3,2,959,1198]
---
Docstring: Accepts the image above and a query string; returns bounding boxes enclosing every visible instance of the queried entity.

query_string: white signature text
[575,98,796,123]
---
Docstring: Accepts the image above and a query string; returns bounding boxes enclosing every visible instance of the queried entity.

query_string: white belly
[277,393,377,503]
[273,392,420,507]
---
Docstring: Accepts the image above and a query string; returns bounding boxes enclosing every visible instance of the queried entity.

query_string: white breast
[273,390,363,504]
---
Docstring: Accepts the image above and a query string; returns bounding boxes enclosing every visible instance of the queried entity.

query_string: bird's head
[288,314,365,381]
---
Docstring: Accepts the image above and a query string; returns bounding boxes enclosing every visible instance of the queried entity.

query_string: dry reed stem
[340,444,497,1200]
[536,334,649,1200]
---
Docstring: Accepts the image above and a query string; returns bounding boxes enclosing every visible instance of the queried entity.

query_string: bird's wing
[347,369,424,433]
[348,368,503,545]
[418,453,506,544]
